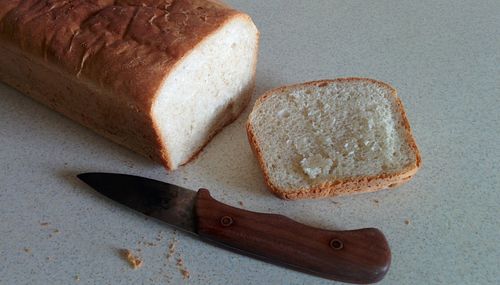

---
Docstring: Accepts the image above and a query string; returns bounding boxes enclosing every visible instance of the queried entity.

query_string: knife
[77,172,390,284]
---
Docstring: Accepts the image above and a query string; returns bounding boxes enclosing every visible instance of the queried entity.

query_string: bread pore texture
[247,78,421,200]
[152,16,258,168]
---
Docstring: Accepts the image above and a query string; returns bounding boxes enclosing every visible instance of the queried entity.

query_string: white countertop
[1,1,498,284]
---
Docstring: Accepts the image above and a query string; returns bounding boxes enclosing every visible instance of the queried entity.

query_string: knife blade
[77,172,390,284]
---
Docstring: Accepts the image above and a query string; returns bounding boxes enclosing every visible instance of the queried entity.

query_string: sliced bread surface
[247,78,421,199]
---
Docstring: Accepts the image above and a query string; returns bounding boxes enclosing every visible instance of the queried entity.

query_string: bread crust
[246,78,422,200]
[0,0,258,170]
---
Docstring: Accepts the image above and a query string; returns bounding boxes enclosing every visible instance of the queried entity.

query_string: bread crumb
[40,222,50,227]
[238,201,244,207]
[176,258,190,279]
[405,219,410,225]
[23,247,32,254]
[75,274,80,282]
[121,249,143,269]
[165,230,178,260]
[167,239,177,260]
[180,268,190,279]
[331,200,339,205]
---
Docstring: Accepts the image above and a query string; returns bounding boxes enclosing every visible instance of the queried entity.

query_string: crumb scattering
[405,219,411,225]
[176,258,190,279]
[40,222,50,226]
[166,233,178,260]
[238,201,244,207]
[121,249,143,269]
[23,247,32,254]
[155,232,164,241]
[167,239,177,259]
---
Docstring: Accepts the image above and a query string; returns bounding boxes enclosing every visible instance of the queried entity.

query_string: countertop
[0,0,498,284]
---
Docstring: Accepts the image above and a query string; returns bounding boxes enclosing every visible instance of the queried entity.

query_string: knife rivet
[220,216,233,227]
[330,239,343,250]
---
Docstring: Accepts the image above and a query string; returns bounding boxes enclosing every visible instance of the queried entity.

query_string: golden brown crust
[246,78,422,200]
[0,1,257,170]
[0,0,238,106]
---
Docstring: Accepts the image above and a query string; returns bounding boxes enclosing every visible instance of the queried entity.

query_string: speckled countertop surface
[0,1,498,284]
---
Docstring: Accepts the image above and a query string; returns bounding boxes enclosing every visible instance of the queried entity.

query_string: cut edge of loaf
[246,78,422,200]
[178,80,256,167]
[153,13,259,170]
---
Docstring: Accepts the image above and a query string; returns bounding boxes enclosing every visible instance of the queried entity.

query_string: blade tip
[76,173,94,182]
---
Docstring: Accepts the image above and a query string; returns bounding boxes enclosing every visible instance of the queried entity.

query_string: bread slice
[0,1,259,170]
[247,78,421,199]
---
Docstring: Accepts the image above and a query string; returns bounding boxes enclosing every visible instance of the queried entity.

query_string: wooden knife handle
[194,189,391,284]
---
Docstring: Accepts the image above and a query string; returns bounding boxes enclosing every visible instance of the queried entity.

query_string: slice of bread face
[153,15,259,169]
[247,78,421,200]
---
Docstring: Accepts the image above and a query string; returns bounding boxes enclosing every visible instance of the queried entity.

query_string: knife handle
[194,189,390,284]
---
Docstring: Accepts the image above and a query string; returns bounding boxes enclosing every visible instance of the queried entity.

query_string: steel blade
[77,173,197,233]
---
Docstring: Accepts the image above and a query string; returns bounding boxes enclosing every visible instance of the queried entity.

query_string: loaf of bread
[0,0,259,170]
[247,78,421,199]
